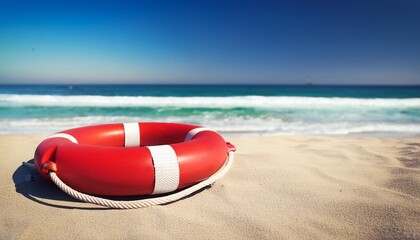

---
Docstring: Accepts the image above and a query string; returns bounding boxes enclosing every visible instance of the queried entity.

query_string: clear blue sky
[1,0,419,85]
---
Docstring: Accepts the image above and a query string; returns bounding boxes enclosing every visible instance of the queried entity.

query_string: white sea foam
[1,94,420,108]
[1,94,419,136]
[1,115,420,136]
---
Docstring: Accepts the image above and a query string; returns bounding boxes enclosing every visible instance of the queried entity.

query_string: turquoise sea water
[0,85,419,136]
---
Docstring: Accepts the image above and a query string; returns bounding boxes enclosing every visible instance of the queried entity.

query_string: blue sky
[0,0,419,85]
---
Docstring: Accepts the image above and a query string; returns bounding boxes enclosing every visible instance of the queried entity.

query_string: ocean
[0,84,419,136]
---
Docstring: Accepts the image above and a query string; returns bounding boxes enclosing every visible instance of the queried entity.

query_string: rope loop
[48,152,234,209]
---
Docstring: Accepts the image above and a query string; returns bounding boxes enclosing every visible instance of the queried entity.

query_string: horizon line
[1,83,420,87]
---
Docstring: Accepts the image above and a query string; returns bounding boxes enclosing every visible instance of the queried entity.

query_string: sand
[0,135,419,239]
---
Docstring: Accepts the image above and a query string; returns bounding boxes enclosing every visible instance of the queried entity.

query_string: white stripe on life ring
[45,133,78,143]
[147,145,180,195]
[184,127,216,142]
[123,122,140,147]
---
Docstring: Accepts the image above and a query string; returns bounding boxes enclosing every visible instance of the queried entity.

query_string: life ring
[34,122,236,196]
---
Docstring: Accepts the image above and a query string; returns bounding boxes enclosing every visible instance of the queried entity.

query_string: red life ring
[34,122,236,196]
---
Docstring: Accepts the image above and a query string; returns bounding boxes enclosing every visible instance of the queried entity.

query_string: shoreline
[2,131,420,138]
[1,134,419,239]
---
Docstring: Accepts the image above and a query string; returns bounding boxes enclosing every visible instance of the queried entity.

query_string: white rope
[48,152,234,209]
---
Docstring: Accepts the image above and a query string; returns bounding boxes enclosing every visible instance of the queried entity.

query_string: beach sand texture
[1,135,419,239]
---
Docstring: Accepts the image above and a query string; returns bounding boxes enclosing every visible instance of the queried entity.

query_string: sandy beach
[1,135,419,239]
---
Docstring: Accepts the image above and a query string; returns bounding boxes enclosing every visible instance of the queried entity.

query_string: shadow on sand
[13,159,104,210]
[13,160,208,210]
